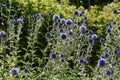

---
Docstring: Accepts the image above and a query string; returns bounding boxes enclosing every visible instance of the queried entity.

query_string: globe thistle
[105,70,111,75]
[100,38,105,43]
[89,38,94,46]
[60,19,66,25]
[48,12,52,16]
[104,52,109,58]
[60,58,65,63]
[10,68,19,75]
[73,10,79,16]
[113,49,119,55]
[106,28,112,34]
[66,19,73,26]
[59,28,64,33]
[118,25,120,31]
[106,22,111,27]
[68,30,73,35]
[23,68,28,73]
[60,53,64,58]
[78,58,87,64]
[79,24,86,33]
[17,19,23,24]
[60,32,67,40]
[45,32,50,37]
[113,9,118,14]
[92,34,97,40]
[53,14,60,22]
[50,52,57,59]
[112,20,116,25]
[88,30,93,35]
[97,58,106,68]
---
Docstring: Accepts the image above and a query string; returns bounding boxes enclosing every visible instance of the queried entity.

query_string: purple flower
[113,49,119,55]
[45,32,50,37]
[105,69,114,75]
[88,30,93,35]
[60,32,67,40]
[79,24,86,33]
[60,53,64,58]
[112,20,116,25]
[113,9,117,14]
[73,10,79,16]
[60,58,65,63]
[78,58,87,64]
[0,31,4,37]
[50,52,57,59]
[53,14,60,22]
[97,58,106,68]
[100,38,105,43]
[23,68,28,73]
[68,30,73,35]
[60,19,66,25]
[118,25,120,31]
[10,68,19,75]
[66,19,73,26]
[104,52,109,58]
[106,28,112,34]
[17,19,23,24]
[48,12,52,16]
[92,34,97,40]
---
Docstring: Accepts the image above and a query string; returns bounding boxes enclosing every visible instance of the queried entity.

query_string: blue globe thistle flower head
[66,19,73,26]
[118,25,120,31]
[88,30,93,35]
[60,53,64,58]
[100,38,105,43]
[112,20,116,25]
[113,49,119,55]
[105,69,111,75]
[79,24,87,33]
[83,58,88,64]
[10,68,19,75]
[17,19,23,24]
[48,12,52,16]
[97,58,106,68]
[106,28,112,34]
[60,58,65,63]
[78,58,84,63]
[73,10,79,16]
[92,34,97,40]
[60,28,64,33]
[60,32,67,40]
[89,38,94,46]
[106,22,111,27]
[45,32,50,37]
[60,19,66,25]
[68,30,73,35]
[104,52,109,58]
[50,52,57,59]
[53,14,60,22]
[23,68,28,73]
[113,9,118,14]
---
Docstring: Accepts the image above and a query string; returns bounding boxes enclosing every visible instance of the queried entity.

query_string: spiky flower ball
[79,24,86,33]
[60,32,67,40]
[73,10,79,16]
[66,19,73,26]
[23,68,28,73]
[10,68,19,75]
[97,58,106,68]
[53,14,60,22]
[50,52,57,59]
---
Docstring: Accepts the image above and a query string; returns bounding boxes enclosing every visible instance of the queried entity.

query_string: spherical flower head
[106,22,111,27]
[60,58,65,63]
[45,32,50,37]
[68,30,73,35]
[104,52,109,58]
[17,19,23,24]
[66,19,73,26]
[100,38,105,43]
[78,58,84,63]
[92,34,97,40]
[60,28,64,33]
[83,58,87,64]
[50,52,57,59]
[118,25,120,31]
[53,14,60,22]
[88,30,93,35]
[79,24,86,33]
[48,12,52,16]
[106,28,112,34]
[105,70,111,75]
[60,32,67,40]
[97,58,106,68]
[112,20,116,25]
[113,9,117,14]
[89,38,94,46]
[113,49,119,55]
[23,68,28,73]
[60,19,66,25]
[60,53,64,58]
[73,10,79,16]
[10,68,19,75]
